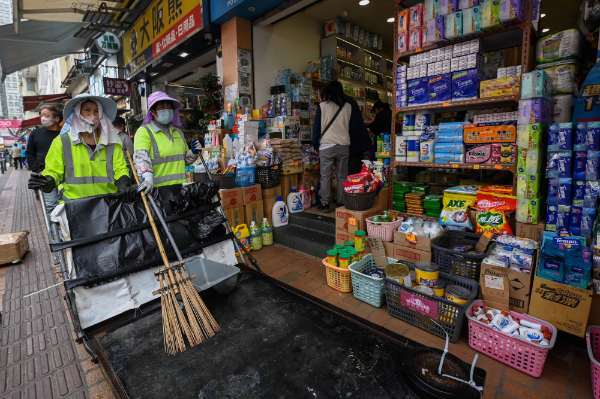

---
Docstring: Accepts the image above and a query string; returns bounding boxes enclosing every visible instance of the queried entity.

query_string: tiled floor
[245,244,593,399]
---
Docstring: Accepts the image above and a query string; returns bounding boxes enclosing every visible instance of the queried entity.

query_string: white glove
[185,149,199,164]
[137,172,154,194]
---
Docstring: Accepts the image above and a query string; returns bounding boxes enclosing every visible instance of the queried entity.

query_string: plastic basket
[256,164,280,189]
[466,300,556,377]
[385,261,479,342]
[234,166,256,187]
[344,191,377,211]
[587,326,600,399]
[366,216,403,242]
[349,254,396,307]
[213,173,235,189]
[431,230,492,280]
[322,258,352,293]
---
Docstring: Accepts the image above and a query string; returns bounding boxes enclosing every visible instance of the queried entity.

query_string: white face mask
[156,109,174,124]
[77,113,99,133]
[40,116,54,127]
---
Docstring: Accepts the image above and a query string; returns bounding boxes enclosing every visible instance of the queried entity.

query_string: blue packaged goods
[572,180,599,208]
[548,123,572,151]
[521,70,552,99]
[546,205,557,231]
[573,151,588,180]
[581,208,596,237]
[556,178,572,206]
[557,205,571,230]
[547,151,572,178]
[434,154,465,162]
[439,122,467,134]
[539,258,564,281]
[437,132,464,143]
[428,74,452,103]
[420,132,436,162]
[518,98,551,124]
[574,121,600,151]
[408,78,430,105]
[434,143,465,154]
[547,179,558,205]
[452,68,481,100]
[403,112,416,131]
[587,151,600,180]
[569,206,583,235]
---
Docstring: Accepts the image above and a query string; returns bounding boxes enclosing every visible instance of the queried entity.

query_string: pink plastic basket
[587,326,600,399]
[466,300,556,378]
[366,216,403,242]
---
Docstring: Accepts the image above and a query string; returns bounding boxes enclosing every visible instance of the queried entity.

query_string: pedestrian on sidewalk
[133,91,202,194]
[113,116,134,178]
[11,144,22,169]
[27,94,136,202]
[312,81,372,213]
[26,105,63,214]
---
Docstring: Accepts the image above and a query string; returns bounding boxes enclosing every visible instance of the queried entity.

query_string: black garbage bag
[170,180,220,214]
[189,209,227,240]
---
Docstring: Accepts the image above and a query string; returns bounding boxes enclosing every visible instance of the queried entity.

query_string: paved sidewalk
[0,169,116,399]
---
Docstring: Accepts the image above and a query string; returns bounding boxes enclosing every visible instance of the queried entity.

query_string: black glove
[115,176,136,202]
[28,173,55,193]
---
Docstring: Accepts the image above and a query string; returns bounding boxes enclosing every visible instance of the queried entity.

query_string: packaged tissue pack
[547,178,572,205]
[422,24,431,46]
[572,180,599,208]
[408,78,429,105]
[536,28,581,65]
[516,197,542,224]
[516,173,542,199]
[441,0,459,14]
[459,0,479,9]
[424,0,438,21]
[435,154,466,162]
[437,122,467,142]
[466,144,492,163]
[398,33,408,53]
[452,68,482,100]
[462,6,482,35]
[499,0,523,24]
[435,143,465,154]
[444,12,463,40]
[398,10,409,32]
[428,73,452,103]
[521,70,552,100]
[547,123,572,151]
[480,76,521,98]
[517,148,543,173]
[546,205,558,231]
[481,0,502,30]
[547,151,573,178]
[517,124,546,149]
[574,122,600,151]
[409,27,422,50]
[518,98,551,124]
[428,16,446,43]
[410,4,424,28]
[463,121,517,143]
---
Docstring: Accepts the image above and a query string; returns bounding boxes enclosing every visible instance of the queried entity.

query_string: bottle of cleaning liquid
[377,133,384,153]
[382,133,391,153]
[272,196,289,227]
[249,221,263,251]
[260,218,273,246]
[224,134,233,158]
[232,136,239,158]
[287,188,304,213]
[299,185,311,210]
[310,186,318,207]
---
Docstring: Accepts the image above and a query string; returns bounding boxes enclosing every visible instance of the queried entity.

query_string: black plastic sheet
[64,183,229,287]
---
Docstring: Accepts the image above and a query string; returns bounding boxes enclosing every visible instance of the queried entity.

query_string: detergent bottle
[260,218,273,246]
[299,185,311,210]
[310,186,318,206]
[249,221,263,251]
[272,196,289,227]
[232,224,251,256]
[287,188,304,213]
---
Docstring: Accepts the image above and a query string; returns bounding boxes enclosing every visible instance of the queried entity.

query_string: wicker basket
[322,258,352,293]
[344,191,377,211]
[256,164,280,189]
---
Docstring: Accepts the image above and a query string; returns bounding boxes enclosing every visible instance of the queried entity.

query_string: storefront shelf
[338,58,364,68]
[338,76,364,85]
[365,81,387,90]
[394,161,516,172]
[394,95,520,114]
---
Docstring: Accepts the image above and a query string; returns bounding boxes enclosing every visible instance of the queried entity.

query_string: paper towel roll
[407,151,420,162]
[551,94,573,123]
[395,136,407,159]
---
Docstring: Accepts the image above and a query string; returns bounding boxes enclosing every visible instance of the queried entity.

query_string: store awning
[0,20,88,80]
[18,0,107,23]
[23,94,70,111]
[21,117,41,129]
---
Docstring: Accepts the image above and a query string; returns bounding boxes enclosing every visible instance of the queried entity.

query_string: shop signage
[123,0,203,77]
[0,120,21,129]
[96,32,121,55]
[103,78,131,96]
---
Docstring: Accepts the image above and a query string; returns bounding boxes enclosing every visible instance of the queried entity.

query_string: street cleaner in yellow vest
[133,91,202,194]
[27,94,136,202]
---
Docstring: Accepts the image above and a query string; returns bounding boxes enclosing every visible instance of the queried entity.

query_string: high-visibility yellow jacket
[43,132,128,201]
[134,123,188,186]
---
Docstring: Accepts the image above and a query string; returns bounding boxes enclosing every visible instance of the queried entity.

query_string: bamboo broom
[126,152,219,355]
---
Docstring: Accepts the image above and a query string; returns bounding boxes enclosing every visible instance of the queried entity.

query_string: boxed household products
[336,205,382,239]
[528,231,594,337]
[479,75,521,98]
[393,217,444,262]
[464,121,517,144]
[535,29,581,65]
[0,231,30,265]
[324,17,383,50]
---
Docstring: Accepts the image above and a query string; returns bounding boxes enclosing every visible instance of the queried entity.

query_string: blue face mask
[156,109,173,124]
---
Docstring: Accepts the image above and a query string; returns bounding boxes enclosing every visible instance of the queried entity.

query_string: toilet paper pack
[499,0,523,24]
[462,6,482,35]
[516,173,542,199]
[408,78,430,105]
[551,95,574,123]
[428,16,446,43]
[452,68,482,100]
[428,73,452,103]
[481,0,502,30]
[517,147,543,174]
[575,122,600,151]
[444,12,463,39]
[518,98,551,124]
[548,123,572,151]
[516,197,542,224]
[458,0,479,9]
[517,124,546,149]
[521,70,552,99]
[441,0,459,14]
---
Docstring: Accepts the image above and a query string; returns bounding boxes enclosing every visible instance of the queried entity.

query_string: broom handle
[126,152,178,286]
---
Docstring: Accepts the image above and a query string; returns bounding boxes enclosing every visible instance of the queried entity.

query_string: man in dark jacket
[26,105,62,214]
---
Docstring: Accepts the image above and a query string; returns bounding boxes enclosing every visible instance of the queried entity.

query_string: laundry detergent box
[462,6,482,35]
[444,12,463,40]
[463,121,517,143]
[452,68,481,100]
[518,98,551,124]
[499,0,523,24]
[521,70,552,99]
[548,123,573,151]
[428,73,452,103]
[465,144,492,163]
[575,121,600,151]
[481,0,502,30]
[408,78,430,105]
[517,123,546,149]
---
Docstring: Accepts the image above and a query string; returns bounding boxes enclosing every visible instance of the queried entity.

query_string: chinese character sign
[123,0,203,77]
[96,32,121,55]
[103,78,131,96]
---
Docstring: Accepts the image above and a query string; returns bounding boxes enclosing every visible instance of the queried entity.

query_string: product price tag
[494,165,503,169]
[484,231,493,239]
[274,165,278,169]
[349,218,357,226]
[416,48,422,53]
[485,275,505,290]
[473,165,480,170]
[443,102,450,107]
[406,233,416,241]
[452,164,458,168]
[379,152,390,157]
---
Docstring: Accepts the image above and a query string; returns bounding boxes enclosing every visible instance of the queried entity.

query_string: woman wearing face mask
[27,94,136,202]
[133,92,201,193]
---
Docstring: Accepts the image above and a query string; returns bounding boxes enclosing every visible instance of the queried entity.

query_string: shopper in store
[133,91,202,194]
[313,81,372,212]
[368,101,392,158]
[27,94,136,203]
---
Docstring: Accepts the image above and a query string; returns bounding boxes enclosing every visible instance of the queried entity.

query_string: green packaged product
[516,173,541,199]
[517,124,547,149]
[516,197,542,224]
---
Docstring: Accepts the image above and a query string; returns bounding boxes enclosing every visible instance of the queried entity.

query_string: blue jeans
[43,187,60,216]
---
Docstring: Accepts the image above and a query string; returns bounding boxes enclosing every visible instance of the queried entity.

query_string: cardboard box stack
[335,205,382,253]
[219,187,244,228]
[393,229,434,262]
[242,184,264,225]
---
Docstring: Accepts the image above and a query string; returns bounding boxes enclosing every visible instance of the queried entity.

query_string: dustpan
[184,256,240,293]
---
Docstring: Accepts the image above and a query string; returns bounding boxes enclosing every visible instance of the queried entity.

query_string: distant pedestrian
[11,144,22,169]
[113,116,134,177]
[26,105,63,214]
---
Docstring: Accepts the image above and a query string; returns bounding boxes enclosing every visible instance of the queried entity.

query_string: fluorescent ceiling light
[387,17,394,22]
[541,13,546,17]
[138,78,145,83]
[162,63,173,68]
[542,28,549,32]
[149,72,158,76]
[179,52,189,58]
[359,0,370,5]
